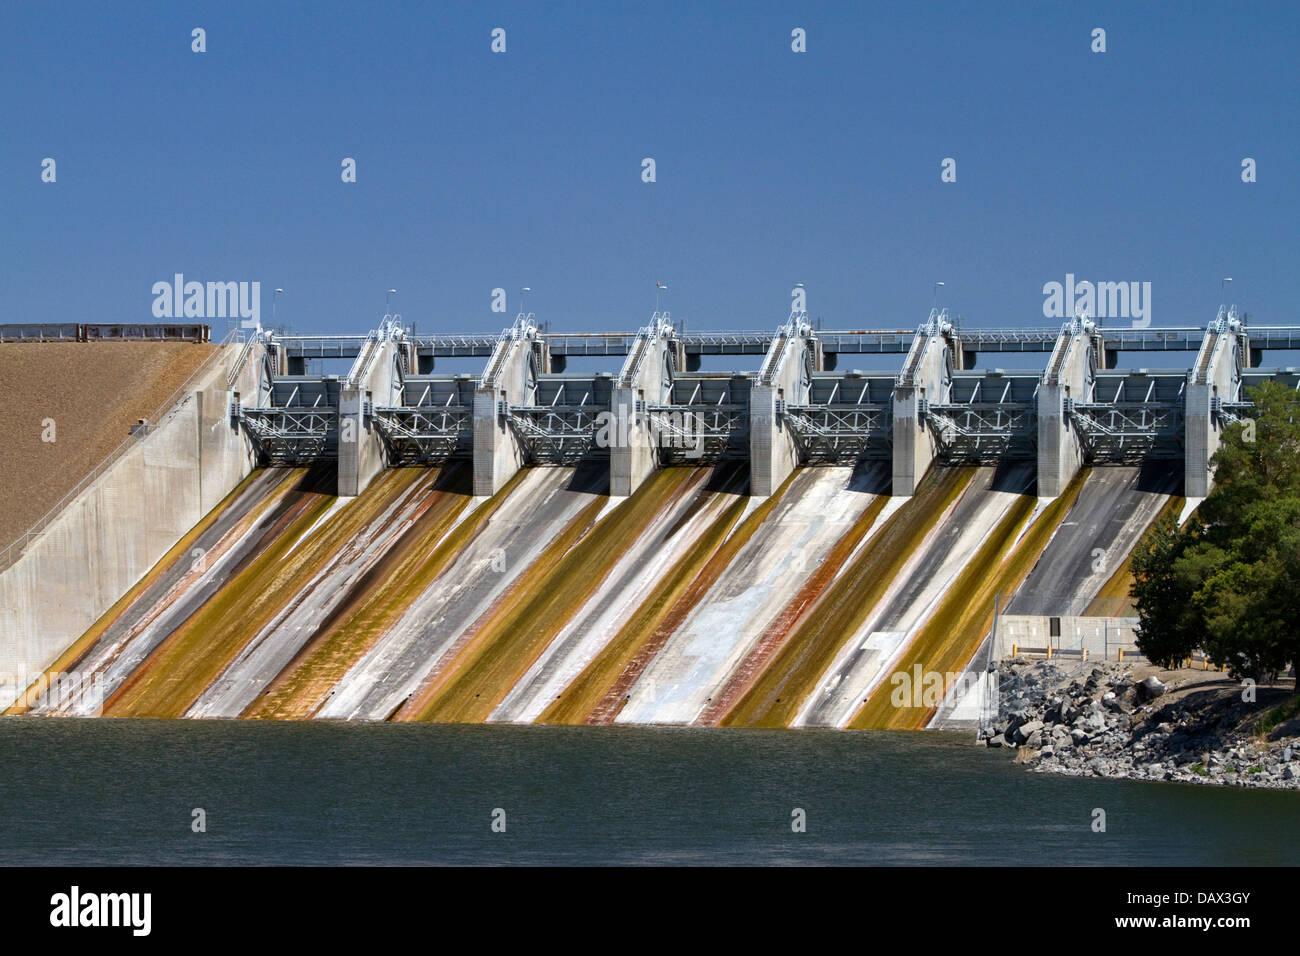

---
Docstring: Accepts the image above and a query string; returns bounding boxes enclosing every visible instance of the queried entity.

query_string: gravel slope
[0,341,217,548]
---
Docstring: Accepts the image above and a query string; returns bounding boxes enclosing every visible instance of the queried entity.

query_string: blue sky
[2,1,1296,336]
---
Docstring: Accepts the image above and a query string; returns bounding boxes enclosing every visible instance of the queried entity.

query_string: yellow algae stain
[698,489,891,725]
[245,466,497,719]
[104,468,425,718]
[578,466,800,725]
[403,466,704,724]
[3,468,294,716]
[537,468,749,725]
[720,466,975,729]
[849,469,1088,730]
[1083,493,1185,617]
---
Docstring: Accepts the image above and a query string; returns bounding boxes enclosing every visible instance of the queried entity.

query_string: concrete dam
[2,308,1296,728]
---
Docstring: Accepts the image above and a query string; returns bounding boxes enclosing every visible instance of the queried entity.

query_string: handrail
[757,328,790,385]
[616,312,673,388]
[479,313,537,388]
[897,331,928,387]
[478,327,517,388]
[345,330,381,387]
[226,329,257,388]
[1043,322,1075,386]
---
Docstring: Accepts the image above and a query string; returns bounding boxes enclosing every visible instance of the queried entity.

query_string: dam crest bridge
[222,307,1300,499]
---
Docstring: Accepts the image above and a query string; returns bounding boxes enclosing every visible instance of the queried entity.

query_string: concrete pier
[750,316,819,496]
[892,311,955,496]
[1185,310,1247,497]
[611,314,676,496]
[473,314,539,497]
[1037,318,1099,498]
[339,322,406,497]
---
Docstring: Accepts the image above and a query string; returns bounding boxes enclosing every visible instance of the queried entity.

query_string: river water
[1,719,1294,865]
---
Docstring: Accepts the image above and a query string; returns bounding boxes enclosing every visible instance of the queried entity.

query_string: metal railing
[617,312,672,388]
[756,319,793,386]
[1042,321,1079,386]
[345,329,382,387]
[480,313,536,389]
[0,323,210,343]
[226,330,258,388]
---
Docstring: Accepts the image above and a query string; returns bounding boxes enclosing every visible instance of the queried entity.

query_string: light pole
[272,288,283,331]
[386,289,397,317]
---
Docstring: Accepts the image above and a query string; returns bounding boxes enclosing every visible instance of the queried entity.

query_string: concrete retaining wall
[994,614,1141,662]
[0,342,261,708]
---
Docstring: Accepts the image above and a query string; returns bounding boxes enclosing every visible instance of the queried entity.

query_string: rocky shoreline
[981,658,1300,790]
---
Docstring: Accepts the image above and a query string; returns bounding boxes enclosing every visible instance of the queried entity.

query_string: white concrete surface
[614,465,885,725]
[0,342,261,710]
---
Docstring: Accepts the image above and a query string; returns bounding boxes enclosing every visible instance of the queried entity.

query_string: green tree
[1132,381,1300,682]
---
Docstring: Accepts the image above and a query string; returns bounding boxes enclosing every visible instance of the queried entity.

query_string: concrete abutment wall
[0,341,263,709]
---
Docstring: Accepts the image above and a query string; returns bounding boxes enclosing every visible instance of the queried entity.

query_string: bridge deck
[267,324,1300,360]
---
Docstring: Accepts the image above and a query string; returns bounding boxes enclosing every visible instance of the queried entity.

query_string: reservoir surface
[1,719,1295,865]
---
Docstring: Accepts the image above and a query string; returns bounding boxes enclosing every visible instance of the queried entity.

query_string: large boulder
[1136,675,1168,702]
[1013,719,1044,744]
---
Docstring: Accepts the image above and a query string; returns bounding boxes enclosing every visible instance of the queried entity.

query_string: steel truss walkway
[237,378,340,464]
[783,373,893,462]
[648,375,750,463]
[506,376,613,464]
